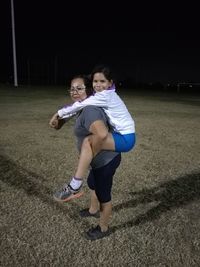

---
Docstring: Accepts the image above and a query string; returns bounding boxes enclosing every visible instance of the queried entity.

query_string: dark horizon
[1,1,200,87]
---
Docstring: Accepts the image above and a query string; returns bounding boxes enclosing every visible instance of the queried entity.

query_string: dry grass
[0,85,200,266]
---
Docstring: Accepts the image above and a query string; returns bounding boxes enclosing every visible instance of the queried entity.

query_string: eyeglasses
[68,86,86,94]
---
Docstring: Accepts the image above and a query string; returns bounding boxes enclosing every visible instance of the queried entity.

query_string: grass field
[0,85,200,266]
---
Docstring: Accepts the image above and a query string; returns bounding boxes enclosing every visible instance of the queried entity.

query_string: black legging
[87,154,121,203]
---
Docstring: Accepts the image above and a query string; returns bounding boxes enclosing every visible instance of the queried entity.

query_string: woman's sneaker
[85,225,111,241]
[79,208,100,218]
[53,183,84,202]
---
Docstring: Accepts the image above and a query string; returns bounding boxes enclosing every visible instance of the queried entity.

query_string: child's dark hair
[91,64,115,82]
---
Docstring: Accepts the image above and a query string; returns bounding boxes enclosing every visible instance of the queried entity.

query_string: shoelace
[62,184,70,192]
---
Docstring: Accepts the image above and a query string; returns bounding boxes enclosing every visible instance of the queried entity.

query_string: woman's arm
[49,112,59,128]
[49,112,68,129]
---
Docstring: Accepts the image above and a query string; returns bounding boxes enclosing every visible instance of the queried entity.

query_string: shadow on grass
[0,154,90,228]
[112,171,200,232]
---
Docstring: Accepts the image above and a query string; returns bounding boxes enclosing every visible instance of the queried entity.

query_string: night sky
[2,1,200,85]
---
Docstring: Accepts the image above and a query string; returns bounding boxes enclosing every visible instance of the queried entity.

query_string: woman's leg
[99,201,112,231]
[89,190,99,214]
[85,154,121,240]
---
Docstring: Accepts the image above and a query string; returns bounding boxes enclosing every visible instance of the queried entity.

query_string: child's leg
[74,133,115,178]
[90,132,115,156]
[70,133,135,190]
[69,133,115,189]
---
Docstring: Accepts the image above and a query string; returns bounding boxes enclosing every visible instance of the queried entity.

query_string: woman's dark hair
[90,64,115,82]
[71,74,93,97]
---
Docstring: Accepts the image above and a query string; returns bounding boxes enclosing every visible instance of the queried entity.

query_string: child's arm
[58,91,109,119]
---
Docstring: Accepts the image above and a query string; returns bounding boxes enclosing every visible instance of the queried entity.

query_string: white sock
[69,177,83,190]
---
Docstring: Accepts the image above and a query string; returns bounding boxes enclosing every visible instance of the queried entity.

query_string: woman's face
[69,78,87,102]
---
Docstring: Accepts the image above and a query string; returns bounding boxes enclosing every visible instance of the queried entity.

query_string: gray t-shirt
[74,105,120,169]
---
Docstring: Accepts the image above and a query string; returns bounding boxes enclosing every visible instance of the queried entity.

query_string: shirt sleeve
[58,91,109,118]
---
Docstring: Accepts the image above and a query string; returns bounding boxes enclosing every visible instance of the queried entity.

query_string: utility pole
[11,0,18,87]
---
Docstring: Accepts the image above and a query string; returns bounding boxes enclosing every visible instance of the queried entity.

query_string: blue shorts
[112,132,136,152]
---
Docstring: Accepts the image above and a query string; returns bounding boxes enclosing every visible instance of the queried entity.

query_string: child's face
[92,73,113,92]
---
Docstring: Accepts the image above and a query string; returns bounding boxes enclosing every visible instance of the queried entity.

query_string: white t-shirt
[58,89,135,134]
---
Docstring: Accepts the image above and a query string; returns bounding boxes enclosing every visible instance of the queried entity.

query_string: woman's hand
[49,113,59,128]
